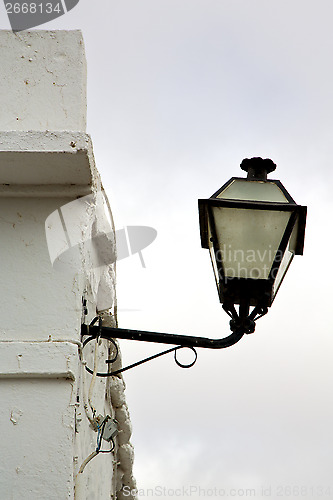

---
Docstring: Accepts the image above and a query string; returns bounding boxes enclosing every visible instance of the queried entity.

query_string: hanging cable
[76,415,115,482]
[77,450,99,475]
[87,317,103,419]
[81,359,96,428]
[87,337,98,418]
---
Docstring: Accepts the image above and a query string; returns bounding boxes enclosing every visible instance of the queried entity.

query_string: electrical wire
[81,318,102,428]
[76,415,115,483]
[81,359,96,428]
[77,450,99,475]
[75,192,118,499]
[87,336,98,418]
[86,316,103,420]
[96,418,107,451]
[96,417,115,454]
[74,448,99,498]
[98,438,115,454]
[102,188,118,329]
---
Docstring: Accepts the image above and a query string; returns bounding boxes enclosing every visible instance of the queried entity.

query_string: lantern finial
[240,157,276,181]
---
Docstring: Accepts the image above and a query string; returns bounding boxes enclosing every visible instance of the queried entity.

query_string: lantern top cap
[240,157,276,181]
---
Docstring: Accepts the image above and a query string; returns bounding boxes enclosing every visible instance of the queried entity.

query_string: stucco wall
[0,30,86,132]
[0,30,136,500]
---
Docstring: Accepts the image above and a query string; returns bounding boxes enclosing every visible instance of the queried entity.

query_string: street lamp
[198,157,307,334]
[81,157,307,375]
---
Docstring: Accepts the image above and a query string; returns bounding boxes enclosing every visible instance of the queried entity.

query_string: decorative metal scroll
[82,332,198,377]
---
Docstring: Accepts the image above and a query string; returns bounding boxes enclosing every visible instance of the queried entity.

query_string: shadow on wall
[45,191,157,272]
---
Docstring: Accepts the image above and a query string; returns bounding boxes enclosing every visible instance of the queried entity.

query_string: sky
[1,1,333,498]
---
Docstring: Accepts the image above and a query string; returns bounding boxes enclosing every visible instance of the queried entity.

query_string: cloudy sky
[1,1,333,498]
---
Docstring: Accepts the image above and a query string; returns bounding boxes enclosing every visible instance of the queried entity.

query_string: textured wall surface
[0,30,87,131]
[0,30,136,500]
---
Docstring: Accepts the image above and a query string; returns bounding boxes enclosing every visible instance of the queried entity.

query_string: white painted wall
[0,30,136,500]
[0,30,87,132]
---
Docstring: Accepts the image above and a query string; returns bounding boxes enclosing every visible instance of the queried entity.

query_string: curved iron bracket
[81,322,245,377]
[80,303,268,377]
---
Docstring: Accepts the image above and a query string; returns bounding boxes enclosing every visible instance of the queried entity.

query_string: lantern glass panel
[217,179,289,203]
[208,219,219,288]
[211,206,291,280]
[272,217,299,297]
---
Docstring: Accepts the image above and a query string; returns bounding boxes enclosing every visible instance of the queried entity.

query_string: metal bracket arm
[80,302,268,376]
[81,324,245,349]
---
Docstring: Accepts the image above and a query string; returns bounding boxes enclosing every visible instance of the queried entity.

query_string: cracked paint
[10,408,23,425]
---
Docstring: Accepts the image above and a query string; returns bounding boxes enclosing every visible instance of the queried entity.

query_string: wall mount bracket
[81,304,267,376]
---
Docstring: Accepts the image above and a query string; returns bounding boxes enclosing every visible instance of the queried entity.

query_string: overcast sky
[1,1,333,498]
